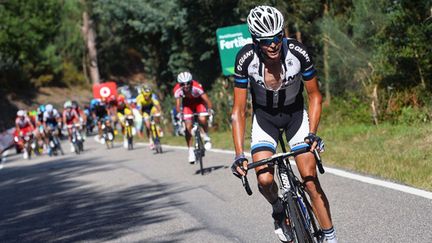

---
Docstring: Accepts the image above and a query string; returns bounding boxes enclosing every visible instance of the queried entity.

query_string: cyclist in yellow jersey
[116,95,135,148]
[135,85,162,149]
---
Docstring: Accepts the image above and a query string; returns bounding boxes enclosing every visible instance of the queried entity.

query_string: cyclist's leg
[151,107,163,137]
[182,106,195,163]
[288,109,336,241]
[251,113,279,202]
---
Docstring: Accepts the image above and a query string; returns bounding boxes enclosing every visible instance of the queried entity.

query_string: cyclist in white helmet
[231,6,337,243]
[173,71,213,163]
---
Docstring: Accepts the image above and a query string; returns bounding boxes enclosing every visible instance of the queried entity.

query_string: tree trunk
[323,2,331,106]
[371,84,379,125]
[82,10,100,84]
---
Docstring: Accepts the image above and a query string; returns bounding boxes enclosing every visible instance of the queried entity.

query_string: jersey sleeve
[287,39,317,81]
[192,81,205,96]
[234,44,254,89]
[173,84,183,98]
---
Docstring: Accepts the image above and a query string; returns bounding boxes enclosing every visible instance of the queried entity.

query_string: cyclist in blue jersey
[230,6,337,243]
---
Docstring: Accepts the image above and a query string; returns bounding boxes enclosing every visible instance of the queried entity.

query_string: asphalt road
[1,137,431,242]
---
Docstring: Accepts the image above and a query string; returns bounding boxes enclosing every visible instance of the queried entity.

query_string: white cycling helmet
[17,110,25,117]
[46,104,53,112]
[64,100,72,109]
[247,6,284,38]
[177,71,193,83]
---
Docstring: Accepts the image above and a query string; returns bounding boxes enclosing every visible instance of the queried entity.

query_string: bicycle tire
[299,188,324,242]
[285,192,312,243]
[127,125,133,150]
[74,143,80,154]
[195,132,204,175]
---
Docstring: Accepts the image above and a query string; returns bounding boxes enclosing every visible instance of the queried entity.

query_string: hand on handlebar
[304,133,325,152]
[176,112,183,121]
[231,154,249,178]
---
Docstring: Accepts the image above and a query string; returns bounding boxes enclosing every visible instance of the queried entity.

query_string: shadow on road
[0,156,188,242]
[195,165,229,175]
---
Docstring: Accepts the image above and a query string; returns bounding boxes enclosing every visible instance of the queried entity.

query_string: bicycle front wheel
[285,192,313,243]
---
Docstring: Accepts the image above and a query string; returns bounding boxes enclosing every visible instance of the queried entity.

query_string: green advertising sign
[216,24,252,76]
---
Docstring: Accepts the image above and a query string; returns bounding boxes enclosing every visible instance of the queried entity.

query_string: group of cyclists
[13,70,214,165]
[13,5,339,243]
[14,101,87,158]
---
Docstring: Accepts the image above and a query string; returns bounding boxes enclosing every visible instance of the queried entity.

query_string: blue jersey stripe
[251,142,275,151]
[302,69,316,77]
[291,143,309,151]
[235,78,248,84]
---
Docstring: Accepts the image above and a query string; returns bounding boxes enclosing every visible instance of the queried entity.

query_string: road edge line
[136,142,432,200]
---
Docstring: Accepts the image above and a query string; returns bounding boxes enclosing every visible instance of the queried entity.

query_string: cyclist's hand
[208,109,214,116]
[231,154,248,178]
[304,133,325,152]
[176,112,183,121]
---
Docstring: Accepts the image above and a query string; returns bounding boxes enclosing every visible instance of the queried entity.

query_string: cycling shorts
[183,102,208,121]
[251,104,310,155]
[142,106,160,121]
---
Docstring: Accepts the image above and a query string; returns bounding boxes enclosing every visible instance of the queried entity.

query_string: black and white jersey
[234,38,316,109]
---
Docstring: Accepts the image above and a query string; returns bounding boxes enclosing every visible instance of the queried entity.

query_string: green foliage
[207,77,235,131]
[321,95,372,125]
[0,0,84,90]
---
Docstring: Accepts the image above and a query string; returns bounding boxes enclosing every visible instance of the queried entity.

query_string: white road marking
[137,142,432,200]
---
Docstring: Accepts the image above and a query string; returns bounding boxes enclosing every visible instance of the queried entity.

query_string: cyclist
[15,110,35,158]
[136,85,162,149]
[230,6,337,243]
[173,71,213,164]
[90,98,109,140]
[43,104,62,154]
[116,95,134,148]
[63,100,80,152]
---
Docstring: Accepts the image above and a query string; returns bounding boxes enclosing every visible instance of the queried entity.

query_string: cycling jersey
[15,117,33,129]
[136,94,160,114]
[63,109,79,125]
[234,38,316,154]
[234,38,316,109]
[43,109,61,127]
[173,80,208,120]
[94,105,108,120]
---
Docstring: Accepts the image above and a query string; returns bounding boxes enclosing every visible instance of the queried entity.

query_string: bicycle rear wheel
[127,126,133,150]
[285,192,313,243]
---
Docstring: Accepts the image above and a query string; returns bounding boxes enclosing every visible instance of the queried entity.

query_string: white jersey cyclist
[234,38,316,154]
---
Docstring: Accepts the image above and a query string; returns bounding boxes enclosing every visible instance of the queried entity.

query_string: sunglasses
[256,33,284,46]
[180,82,192,87]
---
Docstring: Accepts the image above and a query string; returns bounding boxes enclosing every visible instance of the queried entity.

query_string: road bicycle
[101,120,115,149]
[69,124,84,154]
[239,132,325,243]
[150,115,162,154]
[46,126,64,156]
[190,113,207,175]
[124,115,134,150]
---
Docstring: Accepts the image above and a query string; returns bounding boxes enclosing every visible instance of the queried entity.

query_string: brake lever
[241,175,253,196]
[313,149,325,174]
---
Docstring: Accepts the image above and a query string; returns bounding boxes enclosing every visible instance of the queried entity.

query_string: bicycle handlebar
[239,146,325,196]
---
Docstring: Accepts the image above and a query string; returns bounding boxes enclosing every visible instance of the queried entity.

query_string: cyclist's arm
[153,99,162,113]
[231,87,248,156]
[304,76,322,134]
[201,93,212,110]
[15,121,21,135]
[175,98,182,114]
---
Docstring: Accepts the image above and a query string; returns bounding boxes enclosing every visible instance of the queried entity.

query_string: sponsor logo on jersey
[236,49,254,72]
[287,59,293,66]
[288,43,310,62]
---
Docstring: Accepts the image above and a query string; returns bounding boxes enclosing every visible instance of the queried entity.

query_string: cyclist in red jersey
[14,110,35,158]
[63,100,80,152]
[173,71,213,163]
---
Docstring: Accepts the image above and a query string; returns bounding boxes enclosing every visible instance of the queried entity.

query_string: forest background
[1,0,431,190]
